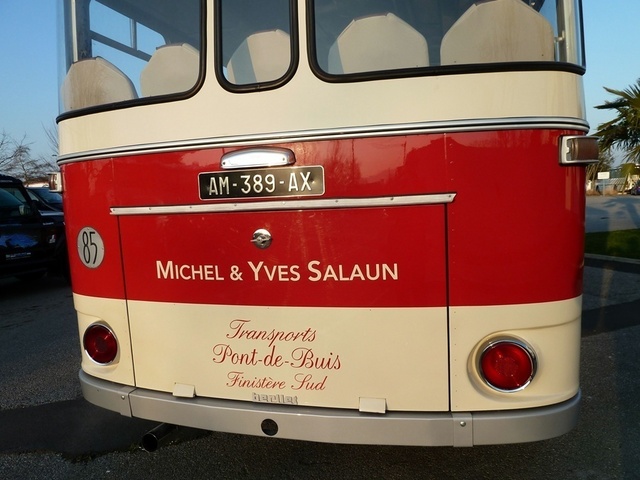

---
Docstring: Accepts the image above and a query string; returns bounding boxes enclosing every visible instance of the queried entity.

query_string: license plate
[199,166,324,200]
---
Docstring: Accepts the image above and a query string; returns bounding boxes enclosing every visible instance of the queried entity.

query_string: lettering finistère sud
[156,260,399,282]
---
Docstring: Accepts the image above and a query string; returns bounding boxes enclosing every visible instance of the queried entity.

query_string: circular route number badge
[77,227,105,268]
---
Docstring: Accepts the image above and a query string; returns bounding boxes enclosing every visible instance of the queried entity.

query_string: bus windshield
[58,0,584,112]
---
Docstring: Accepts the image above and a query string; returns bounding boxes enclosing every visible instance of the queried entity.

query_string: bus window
[59,0,202,112]
[218,0,295,87]
[439,0,555,64]
[311,0,585,77]
[327,12,429,74]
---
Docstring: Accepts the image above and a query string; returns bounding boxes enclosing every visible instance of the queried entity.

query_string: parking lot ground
[0,399,156,457]
[583,255,640,336]
[585,195,640,233]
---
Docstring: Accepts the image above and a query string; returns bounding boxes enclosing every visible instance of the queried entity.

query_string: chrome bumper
[80,370,580,447]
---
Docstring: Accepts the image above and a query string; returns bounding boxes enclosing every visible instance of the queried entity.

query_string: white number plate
[199,166,324,200]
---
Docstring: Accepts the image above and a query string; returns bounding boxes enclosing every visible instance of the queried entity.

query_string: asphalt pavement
[585,194,640,232]
[583,194,640,333]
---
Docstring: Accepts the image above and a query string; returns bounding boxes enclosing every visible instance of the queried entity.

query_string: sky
[0,0,638,162]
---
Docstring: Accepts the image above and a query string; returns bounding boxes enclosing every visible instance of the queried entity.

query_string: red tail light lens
[480,340,536,392]
[83,324,118,364]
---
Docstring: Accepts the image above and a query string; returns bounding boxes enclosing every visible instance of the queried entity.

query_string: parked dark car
[628,180,640,196]
[27,186,64,211]
[0,174,68,281]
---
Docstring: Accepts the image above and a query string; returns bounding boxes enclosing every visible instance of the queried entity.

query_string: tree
[0,131,58,184]
[44,122,59,157]
[594,79,640,164]
[620,162,640,179]
[585,148,615,188]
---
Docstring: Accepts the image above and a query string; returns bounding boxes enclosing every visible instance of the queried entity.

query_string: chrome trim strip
[58,116,589,164]
[110,193,456,216]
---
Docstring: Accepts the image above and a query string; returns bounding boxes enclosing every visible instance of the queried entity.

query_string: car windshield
[0,187,31,219]
[32,188,62,204]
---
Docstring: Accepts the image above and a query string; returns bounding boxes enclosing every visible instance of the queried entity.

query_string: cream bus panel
[127,303,450,412]
[59,70,586,157]
[74,294,582,414]
[74,294,135,385]
[450,298,582,411]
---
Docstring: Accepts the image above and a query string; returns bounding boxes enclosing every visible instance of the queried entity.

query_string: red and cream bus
[56,0,597,447]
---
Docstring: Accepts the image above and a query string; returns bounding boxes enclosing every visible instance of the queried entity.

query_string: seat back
[328,12,429,74]
[140,43,200,97]
[61,57,137,111]
[440,0,555,65]
[226,29,291,84]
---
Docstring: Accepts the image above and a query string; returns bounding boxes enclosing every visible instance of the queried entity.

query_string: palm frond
[595,79,640,161]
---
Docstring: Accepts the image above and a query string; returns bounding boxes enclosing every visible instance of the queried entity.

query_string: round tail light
[83,324,118,364]
[479,340,536,392]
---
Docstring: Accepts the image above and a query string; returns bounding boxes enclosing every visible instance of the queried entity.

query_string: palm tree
[595,79,640,164]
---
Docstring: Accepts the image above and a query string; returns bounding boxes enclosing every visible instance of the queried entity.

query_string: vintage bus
[56,0,597,447]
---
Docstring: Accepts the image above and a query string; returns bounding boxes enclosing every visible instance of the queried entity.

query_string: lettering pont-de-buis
[156,260,399,282]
